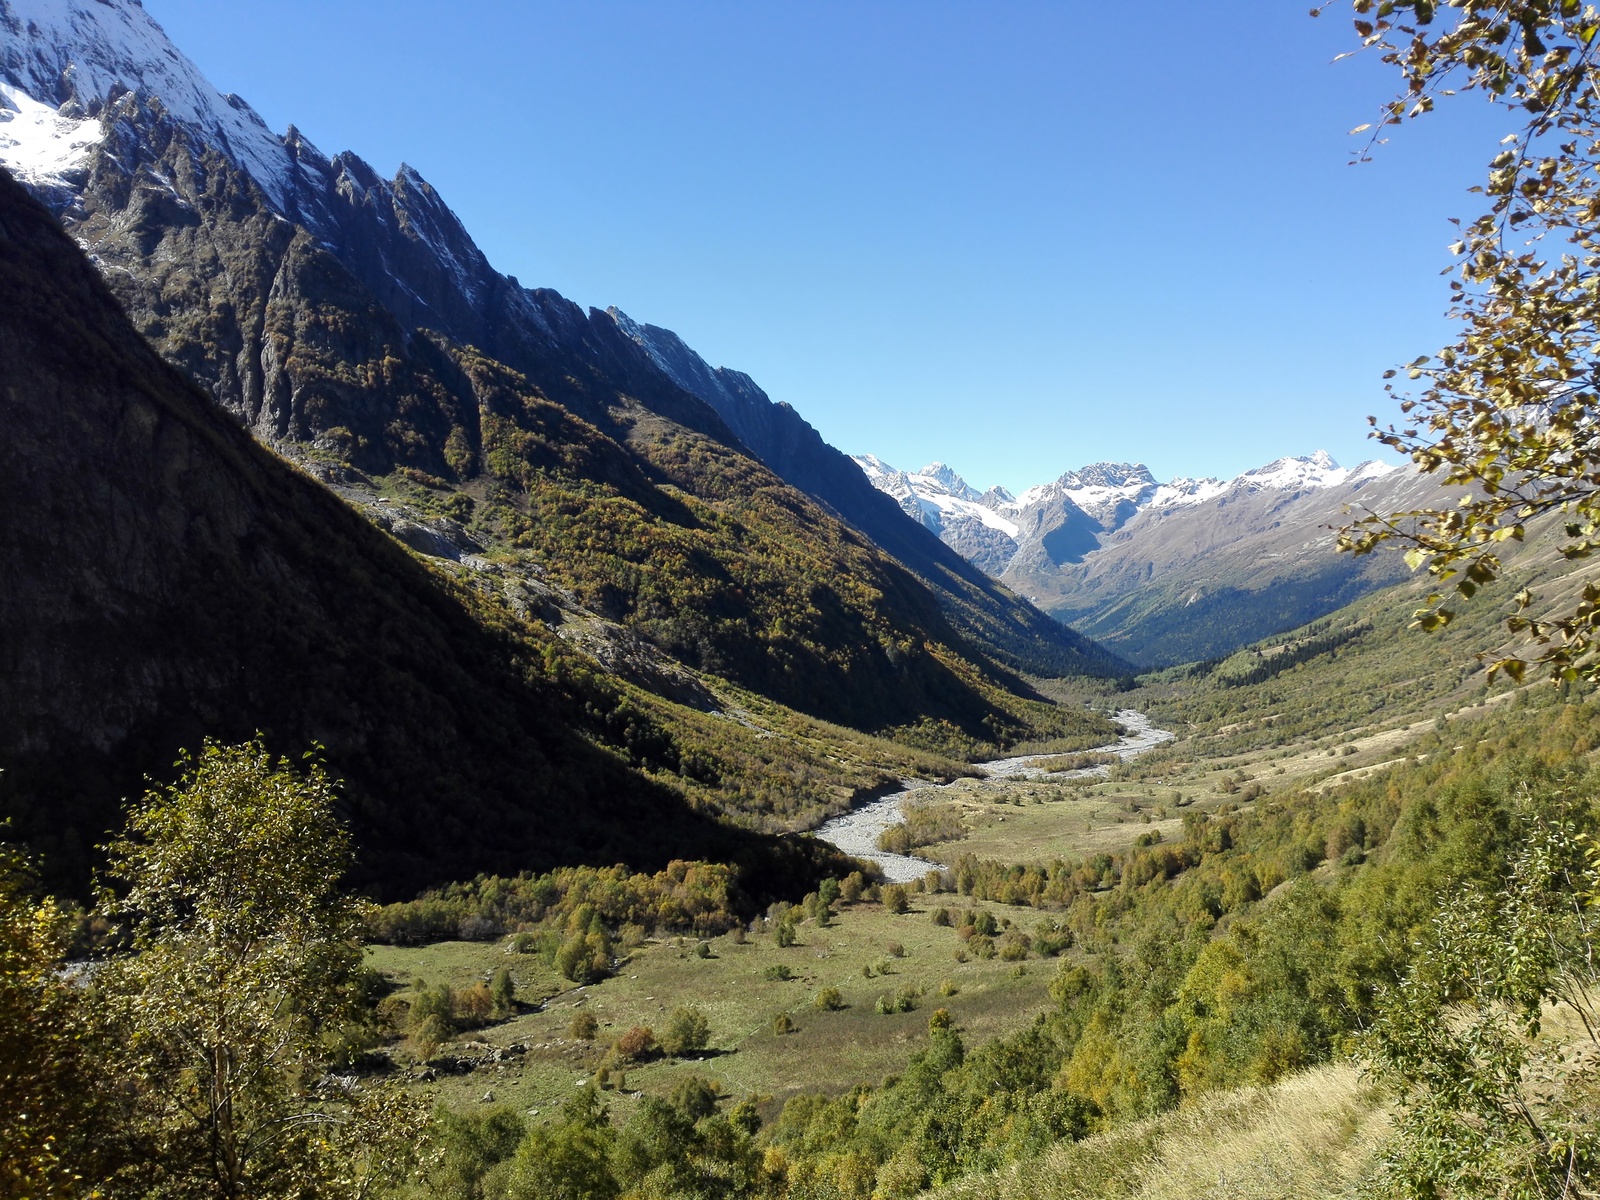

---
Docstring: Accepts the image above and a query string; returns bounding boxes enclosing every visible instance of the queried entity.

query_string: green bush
[660,1007,711,1058]
[874,986,919,1015]
[489,967,515,1016]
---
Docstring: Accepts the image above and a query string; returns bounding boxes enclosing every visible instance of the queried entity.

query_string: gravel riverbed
[813,709,1173,882]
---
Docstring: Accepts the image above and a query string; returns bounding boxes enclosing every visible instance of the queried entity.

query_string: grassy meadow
[366,890,1067,1117]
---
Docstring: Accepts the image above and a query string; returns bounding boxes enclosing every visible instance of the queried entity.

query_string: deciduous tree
[0,842,96,1199]
[1360,789,1600,1197]
[1329,1,1600,681]
[96,739,426,1200]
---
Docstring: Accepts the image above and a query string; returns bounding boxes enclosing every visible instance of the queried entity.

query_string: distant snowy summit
[852,450,1400,578]
[0,0,295,203]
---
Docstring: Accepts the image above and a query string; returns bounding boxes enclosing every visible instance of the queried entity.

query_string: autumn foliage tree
[1329,1,1600,681]
[95,740,426,1200]
[0,842,95,1200]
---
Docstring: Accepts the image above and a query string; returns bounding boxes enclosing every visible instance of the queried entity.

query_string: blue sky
[144,1,1507,492]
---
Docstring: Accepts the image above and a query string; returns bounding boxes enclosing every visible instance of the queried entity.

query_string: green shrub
[660,1007,711,1058]
[489,967,515,1016]
[874,987,919,1015]
[669,1076,721,1121]
[997,930,1031,961]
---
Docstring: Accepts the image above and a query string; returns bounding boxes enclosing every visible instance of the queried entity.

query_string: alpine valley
[0,0,1128,893]
[5,5,1600,1200]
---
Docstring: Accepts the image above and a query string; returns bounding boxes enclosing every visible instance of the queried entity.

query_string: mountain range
[0,0,1126,890]
[855,451,1439,666]
[0,0,1120,679]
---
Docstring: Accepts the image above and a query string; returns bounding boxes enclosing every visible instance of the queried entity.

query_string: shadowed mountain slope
[0,168,851,900]
[0,0,1124,690]
[7,81,1120,752]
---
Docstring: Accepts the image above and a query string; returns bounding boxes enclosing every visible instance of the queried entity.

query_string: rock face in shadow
[0,169,839,900]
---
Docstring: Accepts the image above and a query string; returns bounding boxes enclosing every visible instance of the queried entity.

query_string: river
[813,709,1174,883]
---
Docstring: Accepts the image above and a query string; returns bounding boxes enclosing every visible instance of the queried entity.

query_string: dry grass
[926,1063,1391,1200]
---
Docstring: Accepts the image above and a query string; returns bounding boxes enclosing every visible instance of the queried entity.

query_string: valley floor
[359,584,1600,1199]
[366,659,1551,1119]
[367,890,1064,1115]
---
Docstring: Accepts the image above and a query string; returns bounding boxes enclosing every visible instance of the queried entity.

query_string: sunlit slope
[1114,513,1598,755]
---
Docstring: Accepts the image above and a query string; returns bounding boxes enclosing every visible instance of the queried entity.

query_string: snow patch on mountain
[0,80,99,188]
[1147,476,1229,508]
[855,449,1404,577]
[852,456,1021,540]
[0,0,294,205]
[1233,450,1394,494]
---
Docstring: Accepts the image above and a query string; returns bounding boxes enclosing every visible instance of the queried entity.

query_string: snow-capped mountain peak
[918,462,982,502]
[854,446,1407,578]
[0,0,294,203]
[1233,451,1394,494]
[1052,461,1159,528]
[850,455,1021,573]
[1055,462,1157,492]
